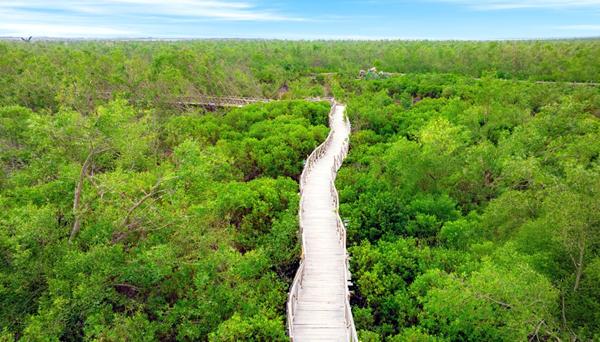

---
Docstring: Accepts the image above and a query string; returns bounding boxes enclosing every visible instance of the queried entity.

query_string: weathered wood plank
[290,104,353,342]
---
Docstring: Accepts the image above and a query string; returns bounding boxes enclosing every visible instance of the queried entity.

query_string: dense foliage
[1,39,600,113]
[338,74,600,341]
[0,98,331,341]
[1,38,600,341]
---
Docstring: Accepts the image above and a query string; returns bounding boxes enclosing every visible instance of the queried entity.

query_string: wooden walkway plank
[287,103,358,342]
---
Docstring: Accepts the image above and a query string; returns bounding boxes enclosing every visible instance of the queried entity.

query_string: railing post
[287,99,343,341]
[287,100,358,342]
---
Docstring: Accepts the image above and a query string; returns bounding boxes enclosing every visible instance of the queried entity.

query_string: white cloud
[111,0,252,8]
[430,0,600,10]
[0,0,303,21]
[0,0,304,37]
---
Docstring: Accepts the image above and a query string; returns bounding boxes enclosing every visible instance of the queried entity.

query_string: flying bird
[20,36,32,41]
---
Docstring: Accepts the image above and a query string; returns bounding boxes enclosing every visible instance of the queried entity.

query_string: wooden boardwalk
[177,96,271,107]
[287,103,357,341]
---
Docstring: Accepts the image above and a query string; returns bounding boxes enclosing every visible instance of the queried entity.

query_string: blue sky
[1,0,599,40]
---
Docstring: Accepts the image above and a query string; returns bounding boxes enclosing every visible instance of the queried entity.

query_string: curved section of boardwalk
[287,104,357,342]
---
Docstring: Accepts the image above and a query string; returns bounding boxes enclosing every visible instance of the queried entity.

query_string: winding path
[287,103,357,341]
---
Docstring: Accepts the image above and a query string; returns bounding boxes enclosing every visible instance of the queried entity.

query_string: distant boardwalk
[177,96,272,108]
[287,103,357,341]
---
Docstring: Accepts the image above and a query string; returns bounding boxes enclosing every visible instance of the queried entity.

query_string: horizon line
[2,36,600,42]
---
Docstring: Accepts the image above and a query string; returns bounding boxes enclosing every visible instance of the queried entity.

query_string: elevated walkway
[287,103,357,342]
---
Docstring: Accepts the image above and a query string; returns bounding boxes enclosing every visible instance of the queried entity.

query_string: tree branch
[445,273,513,309]
[69,144,111,242]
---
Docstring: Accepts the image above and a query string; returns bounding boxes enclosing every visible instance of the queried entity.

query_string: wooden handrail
[287,98,358,342]
[177,96,272,107]
[328,117,358,342]
[287,99,338,341]
[298,101,337,195]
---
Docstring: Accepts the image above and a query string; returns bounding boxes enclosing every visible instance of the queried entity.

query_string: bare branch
[112,176,177,244]
[119,188,168,229]
[444,272,513,309]
[69,144,111,242]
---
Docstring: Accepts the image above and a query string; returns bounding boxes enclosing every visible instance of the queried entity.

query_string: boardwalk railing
[298,101,337,194]
[101,91,273,107]
[101,91,342,108]
[328,113,358,342]
[287,99,358,342]
[180,96,338,107]
[178,96,272,107]
[288,100,336,341]
[378,75,599,86]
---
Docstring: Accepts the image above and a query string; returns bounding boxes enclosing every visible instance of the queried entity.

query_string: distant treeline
[1,39,599,113]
